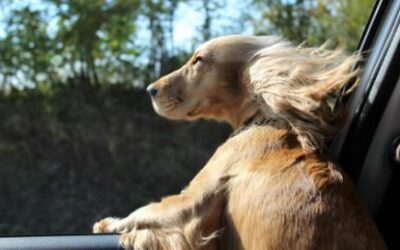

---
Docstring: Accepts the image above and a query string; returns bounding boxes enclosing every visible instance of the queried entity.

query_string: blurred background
[0,0,375,235]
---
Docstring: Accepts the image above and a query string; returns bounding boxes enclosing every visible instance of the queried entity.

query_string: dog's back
[217,125,386,250]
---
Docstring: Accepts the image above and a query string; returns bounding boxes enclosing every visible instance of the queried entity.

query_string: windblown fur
[93,35,386,250]
[249,40,361,151]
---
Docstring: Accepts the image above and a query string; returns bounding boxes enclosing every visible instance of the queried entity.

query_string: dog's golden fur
[93,35,386,249]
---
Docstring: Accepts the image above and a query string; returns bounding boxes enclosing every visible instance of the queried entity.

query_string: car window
[0,0,375,236]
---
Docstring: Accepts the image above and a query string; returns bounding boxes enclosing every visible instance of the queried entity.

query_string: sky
[173,0,253,46]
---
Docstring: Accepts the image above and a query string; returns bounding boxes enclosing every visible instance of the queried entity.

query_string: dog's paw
[92,217,120,233]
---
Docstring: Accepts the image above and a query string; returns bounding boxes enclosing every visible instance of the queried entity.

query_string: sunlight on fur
[93,35,386,250]
[249,40,361,151]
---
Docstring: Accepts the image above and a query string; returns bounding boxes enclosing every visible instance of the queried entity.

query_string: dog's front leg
[93,163,229,250]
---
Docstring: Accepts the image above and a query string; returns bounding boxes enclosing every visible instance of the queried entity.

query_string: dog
[93,35,387,250]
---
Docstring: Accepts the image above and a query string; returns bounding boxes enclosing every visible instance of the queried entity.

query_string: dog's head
[147,35,361,152]
[146,35,282,124]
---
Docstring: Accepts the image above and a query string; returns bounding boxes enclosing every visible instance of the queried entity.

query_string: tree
[251,0,375,51]
[0,7,55,87]
[47,0,141,85]
[0,0,376,88]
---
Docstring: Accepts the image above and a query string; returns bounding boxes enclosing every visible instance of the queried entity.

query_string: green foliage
[0,0,189,87]
[0,7,55,85]
[0,0,375,88]
[252,0,376,50]
[47,0,142,84]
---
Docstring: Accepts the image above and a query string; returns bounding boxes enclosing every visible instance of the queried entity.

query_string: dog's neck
[221,64,265,129]
[224,98,263,129]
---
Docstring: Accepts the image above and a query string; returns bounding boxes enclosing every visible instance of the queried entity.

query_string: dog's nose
[146,85,159,97]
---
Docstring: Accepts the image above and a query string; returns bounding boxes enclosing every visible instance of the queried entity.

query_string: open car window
[2,0,397,249]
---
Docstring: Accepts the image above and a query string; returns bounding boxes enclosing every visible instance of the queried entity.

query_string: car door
[331,0,400,248]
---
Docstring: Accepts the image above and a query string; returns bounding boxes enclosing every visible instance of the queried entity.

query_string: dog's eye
[193,56,202,65]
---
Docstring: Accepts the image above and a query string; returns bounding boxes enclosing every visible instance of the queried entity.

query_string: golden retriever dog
[93,35,387,250]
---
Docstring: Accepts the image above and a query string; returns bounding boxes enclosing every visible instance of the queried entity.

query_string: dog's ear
[250,45,361,152]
